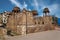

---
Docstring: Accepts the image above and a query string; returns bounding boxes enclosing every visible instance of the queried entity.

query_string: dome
[22,8,27,13]
[32,10,38,16]
[12,6,20,13]
[43,8,50,13]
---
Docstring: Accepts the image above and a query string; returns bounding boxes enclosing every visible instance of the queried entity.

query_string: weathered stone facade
[0,7,57,35]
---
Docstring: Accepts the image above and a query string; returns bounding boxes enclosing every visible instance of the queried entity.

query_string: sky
[0,0,60,24]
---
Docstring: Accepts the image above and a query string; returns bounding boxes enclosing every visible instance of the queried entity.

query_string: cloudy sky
[0,0,60,18]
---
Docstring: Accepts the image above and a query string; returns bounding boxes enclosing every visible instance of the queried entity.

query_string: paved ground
[5,30,60,40]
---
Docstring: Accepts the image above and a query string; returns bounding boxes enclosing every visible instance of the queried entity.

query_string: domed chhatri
[32,10,38,16]
[43,8,50,16]
[43,8,50,13]
[12,6,20,13]
[22,8,27,13]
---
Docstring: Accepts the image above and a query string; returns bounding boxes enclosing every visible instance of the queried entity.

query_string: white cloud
[23,2,28,9]
[33,0,39,10]
[28,9,31,11]
[35,0,59,17]
[40,3,59,17]
[48,4,59,14]
[9,0,60,18]
[10,0,28,10]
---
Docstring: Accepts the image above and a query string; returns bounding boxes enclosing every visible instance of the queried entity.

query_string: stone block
[0,28,7,36]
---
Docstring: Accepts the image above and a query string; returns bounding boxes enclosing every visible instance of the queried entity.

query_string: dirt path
[4,30,60,40]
